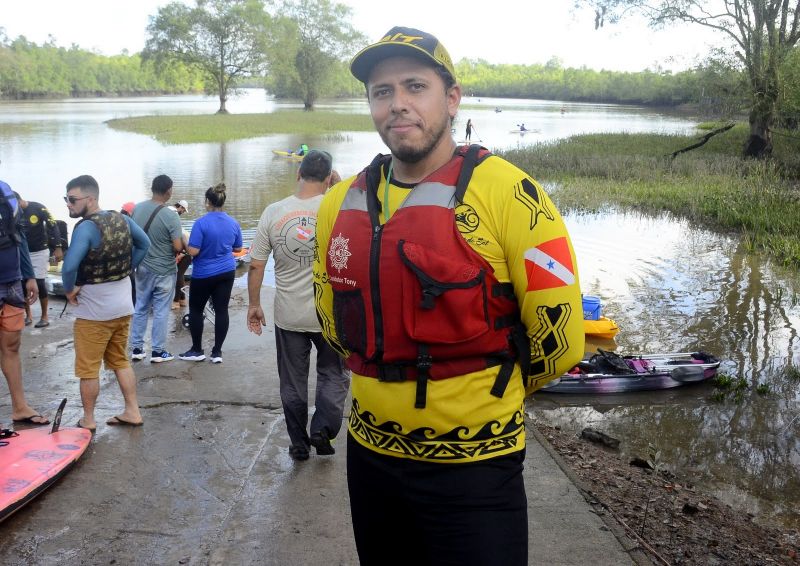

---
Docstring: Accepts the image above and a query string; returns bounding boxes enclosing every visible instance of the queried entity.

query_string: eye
[371,87,391,99]
[409,82,426,92]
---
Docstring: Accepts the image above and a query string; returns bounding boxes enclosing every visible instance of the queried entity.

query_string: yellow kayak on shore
[272,150,303,161]
[584,316,620,339]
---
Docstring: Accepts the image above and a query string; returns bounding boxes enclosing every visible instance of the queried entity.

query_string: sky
[0,0,726,73]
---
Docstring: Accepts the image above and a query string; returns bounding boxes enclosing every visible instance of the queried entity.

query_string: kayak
[509,129,538,134]
[272,150,303,161]
[584,316,619,339]
[540,349,720,394]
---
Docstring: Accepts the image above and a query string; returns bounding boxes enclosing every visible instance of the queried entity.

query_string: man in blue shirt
[61,175,150,431]
[0,180,49,425]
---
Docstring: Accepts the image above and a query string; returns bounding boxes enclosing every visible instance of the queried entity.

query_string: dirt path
[534,422,798,565]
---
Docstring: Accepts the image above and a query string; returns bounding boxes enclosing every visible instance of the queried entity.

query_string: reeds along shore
[500,124,800,267]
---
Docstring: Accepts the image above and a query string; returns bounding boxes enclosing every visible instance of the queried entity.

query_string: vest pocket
[333,289,367,355]
[399,240,489,344]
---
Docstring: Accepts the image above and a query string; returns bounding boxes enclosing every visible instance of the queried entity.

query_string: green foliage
[106,110,374,143]
[144,0,272,113]
[499,125,800,266]
[784,365,800,381]
[756,383,771,396]
[0,36,203,98]
[265,0,366,109]
[575,1,800,157]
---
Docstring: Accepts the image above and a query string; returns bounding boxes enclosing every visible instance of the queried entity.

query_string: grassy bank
[499,125,800,266]
[106,111,375,144]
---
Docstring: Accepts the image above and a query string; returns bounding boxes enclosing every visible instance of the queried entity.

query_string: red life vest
[326,145,530,408]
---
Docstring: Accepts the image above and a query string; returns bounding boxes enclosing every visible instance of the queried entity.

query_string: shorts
[0,302,25,332]
[0,280,26,313]
[29,249,50,280]
[74,315,132,379]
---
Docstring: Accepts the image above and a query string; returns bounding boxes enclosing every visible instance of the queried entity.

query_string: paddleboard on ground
[271,150,303,161]
[0,425,92,522]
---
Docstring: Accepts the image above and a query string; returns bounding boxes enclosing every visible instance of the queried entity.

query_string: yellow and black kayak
[272,150,303,162]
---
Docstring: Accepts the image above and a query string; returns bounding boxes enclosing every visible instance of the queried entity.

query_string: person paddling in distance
[313,26,584,565]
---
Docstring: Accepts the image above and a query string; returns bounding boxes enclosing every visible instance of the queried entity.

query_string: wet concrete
[1,287,642,565]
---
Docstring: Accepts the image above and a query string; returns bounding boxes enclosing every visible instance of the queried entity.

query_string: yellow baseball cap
[350,26,456,84]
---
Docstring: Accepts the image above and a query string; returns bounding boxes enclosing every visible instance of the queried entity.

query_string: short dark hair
[151,174,173,195]
[205,182,227,208]
[298,150,333,182]
[66,175,99,198]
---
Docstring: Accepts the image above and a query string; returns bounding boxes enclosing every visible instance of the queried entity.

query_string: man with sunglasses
[247,150,350,461]
[0,179,49,426]
[61,175,150,431]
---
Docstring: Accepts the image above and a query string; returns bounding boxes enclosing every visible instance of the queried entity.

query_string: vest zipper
[370,223,385,360]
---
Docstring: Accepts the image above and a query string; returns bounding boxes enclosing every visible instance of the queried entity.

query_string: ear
[446,83,462,121]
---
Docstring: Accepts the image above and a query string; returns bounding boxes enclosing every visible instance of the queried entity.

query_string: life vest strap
[414,345,432,409]
[492,282,516,299]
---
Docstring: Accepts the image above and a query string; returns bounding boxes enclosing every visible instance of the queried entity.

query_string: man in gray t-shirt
[129,174,186,363]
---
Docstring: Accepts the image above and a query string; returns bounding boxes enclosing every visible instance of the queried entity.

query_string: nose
[389,90,409,114]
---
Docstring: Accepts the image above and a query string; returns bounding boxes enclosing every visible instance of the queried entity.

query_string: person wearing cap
[313,27,584,564]
[247,150,349,462]
[0,180,50,426]
[14,192,62,328]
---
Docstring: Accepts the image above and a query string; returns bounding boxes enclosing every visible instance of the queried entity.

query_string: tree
[578,0,800,158]
[267,0,365,110]
[144,0,271,113]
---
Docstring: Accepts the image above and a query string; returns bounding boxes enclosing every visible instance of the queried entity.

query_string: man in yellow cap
[314,26,584,564]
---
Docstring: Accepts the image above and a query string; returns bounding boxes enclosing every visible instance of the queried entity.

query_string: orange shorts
[74,316,132,379]
[0,303,25,332]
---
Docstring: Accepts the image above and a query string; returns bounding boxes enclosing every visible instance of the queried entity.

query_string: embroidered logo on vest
[328,233,352,273]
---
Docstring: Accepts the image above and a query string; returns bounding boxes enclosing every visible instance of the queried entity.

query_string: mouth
[388,121,419,134]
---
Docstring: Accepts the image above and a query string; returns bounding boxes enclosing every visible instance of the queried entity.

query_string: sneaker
[288,445,310,461]
[310,431,335,456]
[209,349,222,364]
[179,349,205,361]
[150,350,174,363]
[131,347,146,361]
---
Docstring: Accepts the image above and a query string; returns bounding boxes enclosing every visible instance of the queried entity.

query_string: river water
[1,89,797,529]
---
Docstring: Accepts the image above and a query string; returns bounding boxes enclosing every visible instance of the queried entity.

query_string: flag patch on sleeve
[524,237,575,291]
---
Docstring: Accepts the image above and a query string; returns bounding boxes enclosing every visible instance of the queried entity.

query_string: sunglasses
[64,195,90,204]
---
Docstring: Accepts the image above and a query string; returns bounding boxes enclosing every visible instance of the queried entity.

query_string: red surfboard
[0,424,92,522]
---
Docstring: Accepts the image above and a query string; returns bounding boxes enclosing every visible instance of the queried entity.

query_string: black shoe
[310,431,335,455]
[289,445,309,461]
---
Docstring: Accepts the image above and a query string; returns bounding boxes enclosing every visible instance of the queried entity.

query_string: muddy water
[2,90,796,528]
[532,209,800,528]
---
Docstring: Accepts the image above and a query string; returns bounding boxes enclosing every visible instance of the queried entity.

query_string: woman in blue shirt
[179,183,242,364]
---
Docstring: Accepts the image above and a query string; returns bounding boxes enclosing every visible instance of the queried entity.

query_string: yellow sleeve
[313,177,353,356]
[464,157,585,393]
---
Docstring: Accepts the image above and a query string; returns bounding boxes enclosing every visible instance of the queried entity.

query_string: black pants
[274,326,349,450]
[347,434,528,566]
[188,270,234,352]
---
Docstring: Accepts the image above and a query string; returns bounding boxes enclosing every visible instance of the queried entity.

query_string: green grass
[106,111,375,144]
[499,124,800,266]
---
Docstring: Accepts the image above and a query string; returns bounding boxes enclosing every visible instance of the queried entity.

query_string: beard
[68,205,87,219]
[380,114,452,164]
